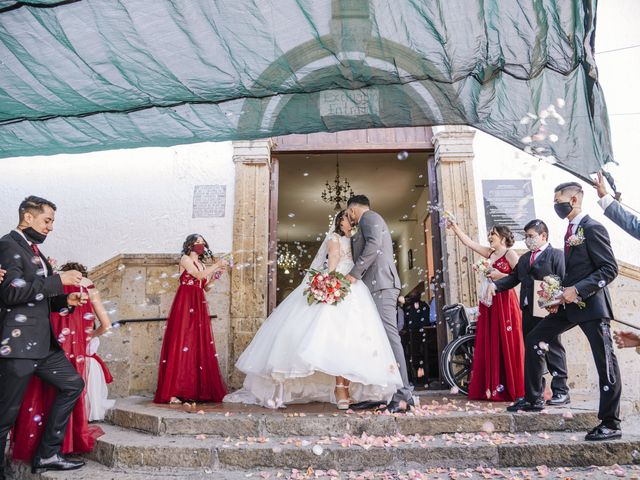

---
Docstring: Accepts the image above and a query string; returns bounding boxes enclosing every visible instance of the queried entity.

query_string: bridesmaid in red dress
[447,221,525,402]
[11,262,112,462]
[154,234,229,404]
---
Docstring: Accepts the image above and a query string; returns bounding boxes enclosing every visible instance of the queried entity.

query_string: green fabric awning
[0,0,612,180]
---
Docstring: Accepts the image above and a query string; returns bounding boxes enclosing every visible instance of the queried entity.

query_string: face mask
[23,227,47,245]
[192,244,205,256]
[524,237,541,252]
[554,202,573,219]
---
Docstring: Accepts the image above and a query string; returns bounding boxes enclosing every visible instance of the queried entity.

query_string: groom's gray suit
[350,210,413,403]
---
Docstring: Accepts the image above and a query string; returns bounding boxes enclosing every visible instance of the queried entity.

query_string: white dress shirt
[598,194,616,211]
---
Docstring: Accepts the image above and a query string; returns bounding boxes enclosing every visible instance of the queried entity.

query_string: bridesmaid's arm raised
[446,220,494,259]
[180,254,221,280]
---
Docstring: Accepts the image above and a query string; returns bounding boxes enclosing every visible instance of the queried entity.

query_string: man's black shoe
[32,454,85,474]
[0,466,5,480]
[349,400,386,411]
[546,393,571,406]
[585,424,622,441]
[506,399,545,412]
[381,397,415,414]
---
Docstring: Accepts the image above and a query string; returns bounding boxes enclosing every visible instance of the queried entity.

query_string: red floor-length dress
[468,253,525,402]
[154,265,227,403]
[11,285,105,461]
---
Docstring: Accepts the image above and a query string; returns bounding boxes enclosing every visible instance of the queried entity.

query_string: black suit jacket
[0,231,68,359]
[494,245,565,316]
[561,215,617,323]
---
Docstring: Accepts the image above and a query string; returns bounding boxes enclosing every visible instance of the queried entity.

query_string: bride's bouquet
[537,275,585,309]
[303,269,351,306]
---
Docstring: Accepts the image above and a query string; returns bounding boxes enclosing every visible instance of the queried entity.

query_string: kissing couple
[225,195,414,412]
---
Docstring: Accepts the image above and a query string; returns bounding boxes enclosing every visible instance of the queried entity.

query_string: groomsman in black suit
[493,219,569,410]
[516,182,621,441]
[0,196,88,478]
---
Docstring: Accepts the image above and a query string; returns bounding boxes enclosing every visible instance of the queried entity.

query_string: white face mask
[524,236,542,252]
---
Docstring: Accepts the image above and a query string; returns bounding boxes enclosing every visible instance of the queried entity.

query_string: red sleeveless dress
[154,266,227,403]
[11,285,105,461]
[468,254,525,402]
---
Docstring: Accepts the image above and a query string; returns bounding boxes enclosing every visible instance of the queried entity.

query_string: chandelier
[321,154,354,211]
[277,243,298,274]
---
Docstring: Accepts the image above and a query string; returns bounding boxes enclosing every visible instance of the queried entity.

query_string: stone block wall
[89,254,231,397]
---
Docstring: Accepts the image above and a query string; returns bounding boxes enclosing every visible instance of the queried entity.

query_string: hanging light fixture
[277,243,298,274]
[321,153,354,211]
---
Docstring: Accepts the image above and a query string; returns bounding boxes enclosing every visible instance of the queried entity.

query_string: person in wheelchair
[492,219,570,410]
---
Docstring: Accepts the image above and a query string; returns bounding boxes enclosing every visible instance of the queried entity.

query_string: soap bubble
[35,293,44,301]
[312,445,324,456]
[11,279,26,288]
[61,328,71,336]
[496,384,504,393]
[14,314,27,323]
[397,151,409,161]
[83,313,95,321]
[0,345,11,356]
[11,329,21,338]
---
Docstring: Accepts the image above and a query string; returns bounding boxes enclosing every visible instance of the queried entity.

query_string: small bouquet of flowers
[537,275,585,309]
[473,258,495,307]
[472,258,492,276]
[303,269,351,306]
[47,257,60,273]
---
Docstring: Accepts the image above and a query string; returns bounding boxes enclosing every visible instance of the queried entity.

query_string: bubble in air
[33,414,42,422]
[11,329,21,338]
[83,313,95,321]
[312,445,324,456]
[538,341,549,351]
[496,384,504,393]
[59,308,69,317]
[35,293,44,301]
[603,385,610,392]
[61,328,71,336]
[482,421,495,434]
[0,345,11,356]
[397,151,409,161]
[11,279,26,288]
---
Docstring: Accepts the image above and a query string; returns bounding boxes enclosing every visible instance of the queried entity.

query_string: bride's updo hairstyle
[489,225,515,248]
[333,210,347,237]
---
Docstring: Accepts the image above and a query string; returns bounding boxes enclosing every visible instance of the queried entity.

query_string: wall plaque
[482,179,535,241]
[192,185,226,218]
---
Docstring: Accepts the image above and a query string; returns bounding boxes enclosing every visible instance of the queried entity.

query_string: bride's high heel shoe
[335,384,351,411]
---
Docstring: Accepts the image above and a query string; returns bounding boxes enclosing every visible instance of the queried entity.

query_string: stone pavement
[7,392,640,480]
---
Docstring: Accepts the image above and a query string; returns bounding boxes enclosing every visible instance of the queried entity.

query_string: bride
[224,210,403,409]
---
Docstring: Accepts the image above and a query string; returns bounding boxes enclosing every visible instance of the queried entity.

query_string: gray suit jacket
[350,210,401,292]
[604,200,640,241]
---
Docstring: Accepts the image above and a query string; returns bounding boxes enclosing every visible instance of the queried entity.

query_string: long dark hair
[181,234,212,261]
[333,210,348,236]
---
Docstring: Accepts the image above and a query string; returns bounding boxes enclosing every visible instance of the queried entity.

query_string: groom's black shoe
[585,423,622,441]
[350,400,386,411]
[506,398,545,412]
[383,397,415,414]
[32,454,85,474]
[546,393,571,406]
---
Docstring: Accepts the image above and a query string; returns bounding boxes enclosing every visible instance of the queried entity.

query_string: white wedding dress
[224,233,403,408]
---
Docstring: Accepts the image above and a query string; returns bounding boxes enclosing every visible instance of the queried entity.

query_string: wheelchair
[439,303,478,395]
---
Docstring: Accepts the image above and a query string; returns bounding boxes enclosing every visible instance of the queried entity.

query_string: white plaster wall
[0,142,235,269]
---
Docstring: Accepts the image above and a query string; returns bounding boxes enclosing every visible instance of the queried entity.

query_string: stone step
[8,459,640,480]
[106,396,627,438]
[87,423,640,470]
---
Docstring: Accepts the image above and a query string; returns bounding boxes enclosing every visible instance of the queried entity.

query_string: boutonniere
[350,225,359,236]
[47,257,60,273]
[566,226,585,247]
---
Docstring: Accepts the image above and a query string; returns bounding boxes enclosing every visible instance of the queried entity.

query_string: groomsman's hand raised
[613,330,640,349]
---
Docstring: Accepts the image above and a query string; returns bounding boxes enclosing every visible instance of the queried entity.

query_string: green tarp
[0,0,612,180]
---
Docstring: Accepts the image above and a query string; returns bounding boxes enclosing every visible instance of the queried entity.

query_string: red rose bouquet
[303,269,351,306]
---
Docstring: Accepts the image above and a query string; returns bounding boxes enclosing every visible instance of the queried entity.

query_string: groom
[345,195,414,413]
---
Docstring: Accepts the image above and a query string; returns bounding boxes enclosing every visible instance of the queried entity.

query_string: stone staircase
[8,393,640,479]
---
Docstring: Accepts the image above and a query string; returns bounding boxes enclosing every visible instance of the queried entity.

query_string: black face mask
[554,202,573,220]
[22,227,47,245]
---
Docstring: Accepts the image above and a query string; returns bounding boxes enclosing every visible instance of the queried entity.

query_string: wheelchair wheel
[440,334,475,395]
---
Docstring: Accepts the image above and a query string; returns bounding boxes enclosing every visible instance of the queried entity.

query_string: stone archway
[228,1,481,387]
